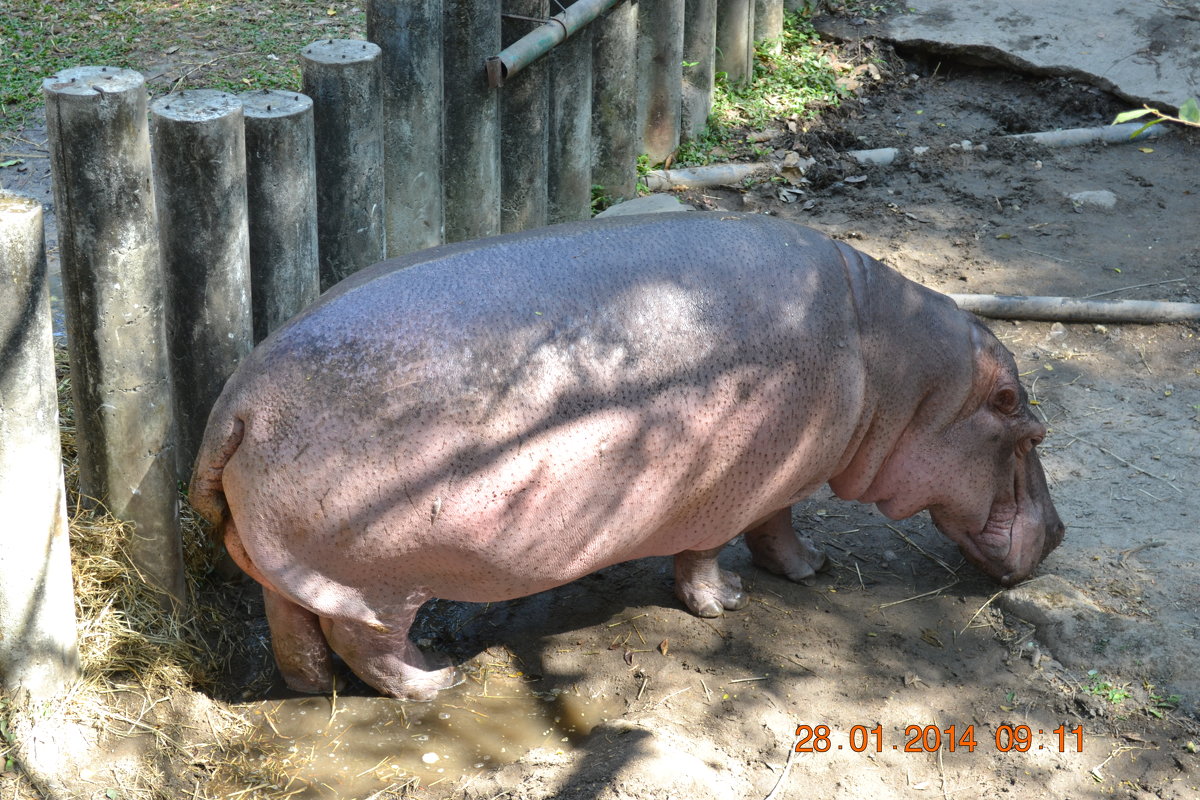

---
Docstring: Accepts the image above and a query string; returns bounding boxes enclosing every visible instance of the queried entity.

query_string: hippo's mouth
[930,470,1031,586]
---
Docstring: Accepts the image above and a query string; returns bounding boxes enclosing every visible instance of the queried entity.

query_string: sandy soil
[3,22,1199,800]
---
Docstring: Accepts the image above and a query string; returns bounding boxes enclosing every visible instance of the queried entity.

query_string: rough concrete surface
[871,0,1200,110]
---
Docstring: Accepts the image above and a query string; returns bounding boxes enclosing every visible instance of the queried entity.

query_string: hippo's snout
[996,450,1064,586]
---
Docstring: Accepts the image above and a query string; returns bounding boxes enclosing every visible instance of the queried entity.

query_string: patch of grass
[717,12,850,128]
[673,12,852,167]
[1083,670,1131,705]
[1,0,366,130]
[1145,685,1182,720]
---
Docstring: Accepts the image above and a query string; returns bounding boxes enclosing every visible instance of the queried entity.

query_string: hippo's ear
[990,385,1019,416]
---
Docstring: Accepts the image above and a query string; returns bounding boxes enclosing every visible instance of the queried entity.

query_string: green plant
[590,184,613,215]
[635,153,652,194]
[1113,97,1200,138]
[1083,670,1131,704]
[1145,686,1182,719]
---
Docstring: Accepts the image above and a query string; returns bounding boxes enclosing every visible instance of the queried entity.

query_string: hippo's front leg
[743,507,828,584]
[674,546,750,618]
[318,599,460,702]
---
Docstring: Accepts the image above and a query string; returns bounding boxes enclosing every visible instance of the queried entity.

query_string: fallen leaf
[658,639,669,656]
[1138,147,1154,153]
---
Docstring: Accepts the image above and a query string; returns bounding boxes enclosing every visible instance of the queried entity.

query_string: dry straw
[0,348,304,800]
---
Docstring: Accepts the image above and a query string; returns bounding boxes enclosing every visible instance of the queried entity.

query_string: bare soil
[3,29,1199,800]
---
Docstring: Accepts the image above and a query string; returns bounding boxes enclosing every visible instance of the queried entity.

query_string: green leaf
[1180,97,1200,125]
[1130,117,1164,140]
[0,159,21,168]
[1113,108,1154,124]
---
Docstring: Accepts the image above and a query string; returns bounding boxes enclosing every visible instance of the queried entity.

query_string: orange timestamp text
[794,724,1084,753]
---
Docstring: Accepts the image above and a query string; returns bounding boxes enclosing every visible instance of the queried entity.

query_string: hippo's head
[852,322,1065,585]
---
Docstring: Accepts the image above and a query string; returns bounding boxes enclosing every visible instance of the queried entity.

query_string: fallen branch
[643,162,773,190]
[948,294,1200,324]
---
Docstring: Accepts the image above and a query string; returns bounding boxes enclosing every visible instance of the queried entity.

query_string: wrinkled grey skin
[190,213,1064,700]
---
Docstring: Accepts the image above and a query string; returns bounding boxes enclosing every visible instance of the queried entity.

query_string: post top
[238,89,313,118]
[0,191,42,218]
[42,66,145,96]
[150,90,242,123]
[300,38,382,65]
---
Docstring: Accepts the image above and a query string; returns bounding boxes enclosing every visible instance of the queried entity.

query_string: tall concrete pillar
[636,0,685,163]
[368,0,444,255]
[151,90,253,485]
[0,192,80,701]
[301,39,386,289]
[43,66,184,606]
[681,0,718,139]
[548,21,594,223]
[443,0,502,243]
[716,0,755,85]
[500,1,550,234]
[239,89,320,342]
[592,0,639,201]
[755,0,785,55]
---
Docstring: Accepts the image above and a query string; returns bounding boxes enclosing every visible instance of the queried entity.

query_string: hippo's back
[209,213,874,609]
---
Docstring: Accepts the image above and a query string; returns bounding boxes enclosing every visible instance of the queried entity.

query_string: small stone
[1065,190,1117,209]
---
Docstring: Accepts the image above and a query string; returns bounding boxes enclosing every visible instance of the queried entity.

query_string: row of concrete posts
[0,0,798,701]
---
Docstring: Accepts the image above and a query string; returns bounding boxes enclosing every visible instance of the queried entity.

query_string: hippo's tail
[187,410,246,532]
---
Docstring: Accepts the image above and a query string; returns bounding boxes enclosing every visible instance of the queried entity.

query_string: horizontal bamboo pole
[949,294,1200,323]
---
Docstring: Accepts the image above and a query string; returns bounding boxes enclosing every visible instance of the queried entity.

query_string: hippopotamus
[189,212,1063,700]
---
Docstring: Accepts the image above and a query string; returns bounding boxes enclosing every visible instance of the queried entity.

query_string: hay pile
[0,348,300,800]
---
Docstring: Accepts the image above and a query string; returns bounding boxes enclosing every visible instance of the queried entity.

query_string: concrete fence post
[636,0,684,163]
[754,0,784,54]
[681,0,718,139]
[150,90,253,487]
[500,1,550,234]
[591,0,639,202]
[548,19,594,224]
[301,39,386,289]
[239,89,320,343]
[0,192,80,701]
[368,0,444,256]
[716,0,755,85]
[443,0,502,243]
[43,67,184,606]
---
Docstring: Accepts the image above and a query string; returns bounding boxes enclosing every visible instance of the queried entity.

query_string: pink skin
[190,213,1063,700]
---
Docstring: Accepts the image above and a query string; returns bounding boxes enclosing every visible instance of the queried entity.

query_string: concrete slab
[867,0,1199,111]
[595,193,695,217]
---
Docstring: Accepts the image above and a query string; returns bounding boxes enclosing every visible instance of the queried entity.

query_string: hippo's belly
[223,360,861,615]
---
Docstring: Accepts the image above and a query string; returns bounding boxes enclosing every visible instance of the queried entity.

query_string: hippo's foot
[320,616,460,702]
[674,546,749,618]
[744,508,828,585]
[263,587,336,694]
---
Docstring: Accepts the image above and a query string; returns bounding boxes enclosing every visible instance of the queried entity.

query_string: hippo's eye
[991,386,1019,415]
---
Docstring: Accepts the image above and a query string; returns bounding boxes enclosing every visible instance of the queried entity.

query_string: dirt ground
[3,19,1200,800]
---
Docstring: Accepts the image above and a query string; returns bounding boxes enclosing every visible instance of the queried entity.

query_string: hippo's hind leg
[674,546,750,618]
[743,507,828,584]
[319,598,459,702]
[262,587,336,694]
[223,515,336,693]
